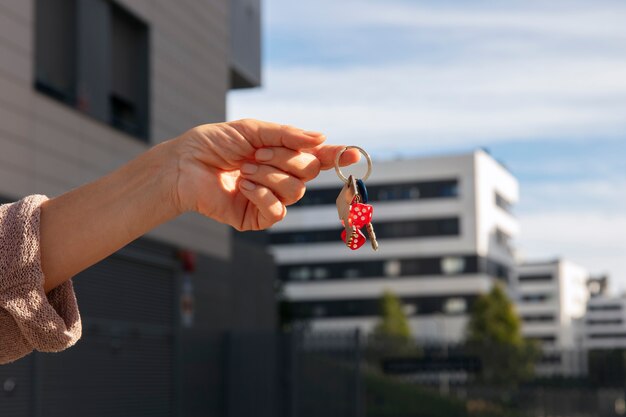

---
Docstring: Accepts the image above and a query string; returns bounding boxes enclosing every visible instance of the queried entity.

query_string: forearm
[40,140,181,293]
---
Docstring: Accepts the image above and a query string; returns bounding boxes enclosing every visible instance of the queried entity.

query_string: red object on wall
[178,250,196,272]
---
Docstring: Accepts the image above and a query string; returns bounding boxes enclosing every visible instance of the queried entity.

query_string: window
[343,268,360,279]
[522,314,555,323]
[441,257,466,275]
[587,318,623,325]
[312,306,326,318]
[588,304,622,311]
[526,335,556,343]
[589,333,626,339]
[289,295,477,319]
[293,179,459,207]
[495,228,513,253]
[288,267,311,281]
[384,260,402,277]
[270,217,460,245]
[520,294,552,303]
[109,2,149,138]
[35,0,77,104]
[444,298,467,314]
[495,192,514,214]
[518,274,552,283]
[312,267,329,280]
[35,0,149,141]
[278,255,486,282]
[403,303,417,316]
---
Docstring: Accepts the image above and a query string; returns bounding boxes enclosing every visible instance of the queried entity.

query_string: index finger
[307,144,362,170]
[229,119,327,150]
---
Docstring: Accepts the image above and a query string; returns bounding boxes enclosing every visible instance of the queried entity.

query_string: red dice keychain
[334,146,379,251]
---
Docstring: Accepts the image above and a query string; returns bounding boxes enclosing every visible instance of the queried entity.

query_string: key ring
[334,146,373,184]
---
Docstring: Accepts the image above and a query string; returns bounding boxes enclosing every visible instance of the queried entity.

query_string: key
[336,175,362,249]
[334,146,378,251]
[355,178,379,251]
[365,223,379,251]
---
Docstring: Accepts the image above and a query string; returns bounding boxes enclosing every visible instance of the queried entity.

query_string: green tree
[467,284,538,385]
[373,290,411,341]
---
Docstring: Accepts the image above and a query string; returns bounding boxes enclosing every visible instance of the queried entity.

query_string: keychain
[334,146,379,251]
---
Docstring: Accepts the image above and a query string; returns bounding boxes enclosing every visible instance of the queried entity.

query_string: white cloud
[519,179,626,214]
[229,2,626,151]
[518,211,626,293]
[229,59,626,152]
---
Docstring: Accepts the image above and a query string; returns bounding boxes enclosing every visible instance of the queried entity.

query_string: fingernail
[241,163,258,174]
[255,148,274,161]
[302,130,324,137]
[240,179,256,191]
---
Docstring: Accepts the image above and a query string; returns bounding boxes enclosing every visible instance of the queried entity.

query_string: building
[0,1,274,416]
[583,296,626,350]
[514,259,589,348]
[270,150,519,342]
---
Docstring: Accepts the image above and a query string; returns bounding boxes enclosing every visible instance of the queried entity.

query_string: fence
[4,330,626,417]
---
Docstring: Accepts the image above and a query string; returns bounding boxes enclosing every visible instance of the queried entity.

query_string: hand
[170,119,360,231]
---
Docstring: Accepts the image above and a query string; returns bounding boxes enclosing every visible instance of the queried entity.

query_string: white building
[270,150,519,342]
[514,259,589,348]
[583,296,626,350]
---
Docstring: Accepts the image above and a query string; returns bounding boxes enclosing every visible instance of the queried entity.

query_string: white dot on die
[361,216,365,221]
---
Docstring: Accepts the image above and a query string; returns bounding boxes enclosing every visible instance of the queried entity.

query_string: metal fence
[6,330,626,417]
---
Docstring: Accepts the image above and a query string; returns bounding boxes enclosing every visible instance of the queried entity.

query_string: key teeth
[366,223,379,251]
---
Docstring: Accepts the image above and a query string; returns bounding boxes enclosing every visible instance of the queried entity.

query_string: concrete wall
[0,0,232,259]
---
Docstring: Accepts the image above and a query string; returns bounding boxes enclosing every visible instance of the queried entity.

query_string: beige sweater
[0,195,82,364]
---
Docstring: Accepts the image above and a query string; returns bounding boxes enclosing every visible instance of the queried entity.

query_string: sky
[228,0,626,292]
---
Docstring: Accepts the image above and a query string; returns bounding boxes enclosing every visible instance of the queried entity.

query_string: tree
[372,290,411,343]
[466,284,538,385]
[467,284,522,346]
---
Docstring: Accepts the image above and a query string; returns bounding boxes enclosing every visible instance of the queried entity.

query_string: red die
[348,203,373,229]
[341,228,366,250]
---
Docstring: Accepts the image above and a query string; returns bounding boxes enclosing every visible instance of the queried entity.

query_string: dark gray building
[0,1,277,416]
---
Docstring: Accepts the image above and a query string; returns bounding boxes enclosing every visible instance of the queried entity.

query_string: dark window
[35,0,77,104]
[495,192,514,214]
[522,314,555,323]
[271,217,460,245]
[35,0,150,141]
[495,228,513,254]
[289,295,477,319]
[520,294,552,303]
[539,353,561,364]
[526,335,556,343]
[518,274,552,282]
[589,333,626,339]
[279,255,509,282]
[483,258,510,281]
[588,304,622,311]
[109,2,149,138]
[294,179,459,207]
[587,318,623,325]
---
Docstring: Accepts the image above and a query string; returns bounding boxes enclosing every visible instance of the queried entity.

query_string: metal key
[336,175,361,248]
[334,146,378,251]
[365,223,379,251]
[356,178,379,251]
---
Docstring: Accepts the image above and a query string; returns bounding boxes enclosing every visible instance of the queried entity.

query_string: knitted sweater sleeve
[0,195,82,365]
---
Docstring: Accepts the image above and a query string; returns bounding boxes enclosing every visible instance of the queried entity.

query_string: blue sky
[229,0,626,291]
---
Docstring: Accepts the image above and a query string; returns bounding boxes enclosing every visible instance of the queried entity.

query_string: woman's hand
[170,119,360,231]
[40,119,358,292]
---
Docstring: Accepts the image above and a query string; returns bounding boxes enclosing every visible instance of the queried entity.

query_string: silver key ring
[334,146,373,184]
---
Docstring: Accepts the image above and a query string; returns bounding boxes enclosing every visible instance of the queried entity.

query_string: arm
[40,119,359,293]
